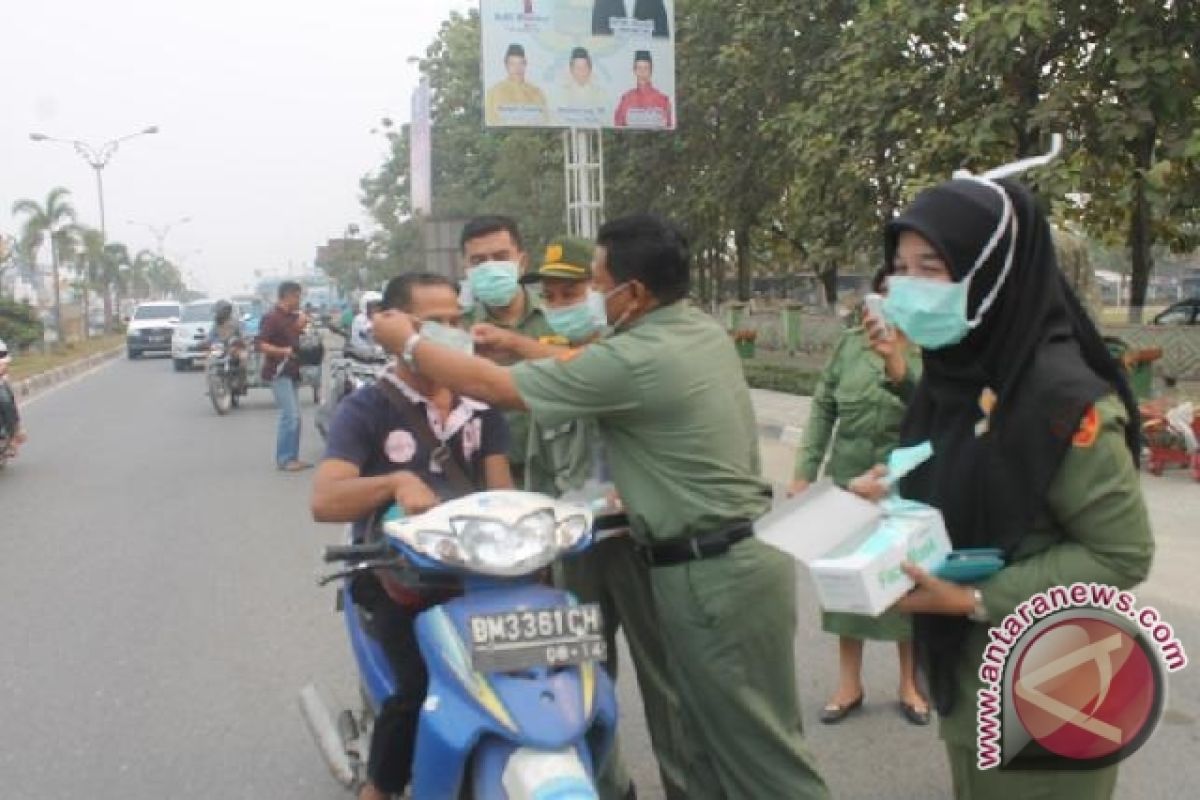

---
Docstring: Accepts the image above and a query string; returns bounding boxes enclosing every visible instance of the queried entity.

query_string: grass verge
[9,335,125,382]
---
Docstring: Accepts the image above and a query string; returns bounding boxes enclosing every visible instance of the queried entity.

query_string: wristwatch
[967,588,989,623]
[402,333,423,370]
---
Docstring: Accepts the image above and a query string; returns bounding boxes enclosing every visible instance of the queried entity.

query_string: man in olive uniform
[373,214,829,800]
[459,215,555,485]
[475,236,688,800]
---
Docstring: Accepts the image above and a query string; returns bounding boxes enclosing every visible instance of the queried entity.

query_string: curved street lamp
[126,215,192,257]
[29,125,160,236]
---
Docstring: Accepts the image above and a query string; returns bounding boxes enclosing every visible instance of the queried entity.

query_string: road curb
[11,346,123,401]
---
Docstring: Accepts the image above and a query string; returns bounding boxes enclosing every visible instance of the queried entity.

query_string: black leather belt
[636,522,754,568]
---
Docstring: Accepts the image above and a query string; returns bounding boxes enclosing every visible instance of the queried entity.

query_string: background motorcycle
[205,339,247,415]
[300,490,617,799]
[315,354,388,440]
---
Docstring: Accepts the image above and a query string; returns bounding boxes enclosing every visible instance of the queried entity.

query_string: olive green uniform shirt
[468,287,554,469]
[796,327,923,486]
[511,303,772,543]
[938,394,1154,747]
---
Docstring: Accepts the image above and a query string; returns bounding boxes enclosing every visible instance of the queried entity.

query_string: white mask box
[755,480,951,616]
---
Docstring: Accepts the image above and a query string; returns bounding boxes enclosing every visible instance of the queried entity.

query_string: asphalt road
[1,357,1197,799]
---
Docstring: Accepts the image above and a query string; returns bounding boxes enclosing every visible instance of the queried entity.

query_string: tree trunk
[819,262,839,307]
[51,239,62,341]
[103,286,115,333]
[81,283,90,341]
[714,249,727,304]
[1126,130,1156,323]
[734,226,752,302]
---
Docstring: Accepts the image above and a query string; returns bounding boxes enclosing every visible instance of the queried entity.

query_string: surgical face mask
[882,177,1017,350]
[592,282,633,337]
[467,261,520,307]
[545,292,603,342]
[457,279,474,311]
[421,321,475,356]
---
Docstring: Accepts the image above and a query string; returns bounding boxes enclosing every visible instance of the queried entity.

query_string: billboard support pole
[564,128,604,239]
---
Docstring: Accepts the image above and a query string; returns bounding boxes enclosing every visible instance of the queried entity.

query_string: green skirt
[821,608,912,641]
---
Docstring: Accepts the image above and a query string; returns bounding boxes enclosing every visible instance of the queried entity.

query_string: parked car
[171,299,217,371]
[126,301,181,359]
[1152,298,1200,326]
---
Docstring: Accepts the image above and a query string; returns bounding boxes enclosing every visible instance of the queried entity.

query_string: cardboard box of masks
[755,480,951,616]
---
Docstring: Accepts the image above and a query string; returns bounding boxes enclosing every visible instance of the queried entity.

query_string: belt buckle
[689,537,704,560]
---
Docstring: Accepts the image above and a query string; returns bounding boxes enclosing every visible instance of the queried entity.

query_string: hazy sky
[1,0,473,297]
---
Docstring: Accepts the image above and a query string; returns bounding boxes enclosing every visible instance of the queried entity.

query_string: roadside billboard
[480,0,676,130]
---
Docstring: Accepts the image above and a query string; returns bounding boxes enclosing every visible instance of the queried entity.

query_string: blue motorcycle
[301,490,618,798]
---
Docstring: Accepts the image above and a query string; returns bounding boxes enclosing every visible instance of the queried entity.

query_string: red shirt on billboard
[614,50,672,129]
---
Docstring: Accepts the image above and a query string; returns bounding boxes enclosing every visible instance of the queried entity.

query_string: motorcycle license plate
[468,603,606,672]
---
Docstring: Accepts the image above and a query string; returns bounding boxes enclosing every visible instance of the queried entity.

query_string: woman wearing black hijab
[851,177,1153,799]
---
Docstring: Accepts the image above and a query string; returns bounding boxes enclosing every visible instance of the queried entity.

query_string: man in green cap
[373,214,829,800]
[474,235,688,800]
[459,215,555,485]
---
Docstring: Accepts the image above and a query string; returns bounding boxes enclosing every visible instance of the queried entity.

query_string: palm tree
[127,249,156,300]
[74,226,111,339]
[102,241,131,328]
[12,188,77,336]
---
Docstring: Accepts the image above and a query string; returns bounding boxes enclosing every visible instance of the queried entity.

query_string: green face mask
[545,291,604,342]
[883,176,1017,350]
[420,321,475,356]
[467,261,520,308]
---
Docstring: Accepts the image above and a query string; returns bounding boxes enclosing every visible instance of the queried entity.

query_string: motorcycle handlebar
[323,542,391,563]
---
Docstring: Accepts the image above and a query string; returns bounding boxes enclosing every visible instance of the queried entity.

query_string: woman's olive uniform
[797,325,922,641]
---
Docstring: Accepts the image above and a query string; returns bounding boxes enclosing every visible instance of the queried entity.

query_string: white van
[171,299,217,371]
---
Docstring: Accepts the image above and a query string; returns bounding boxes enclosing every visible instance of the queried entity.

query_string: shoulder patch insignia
[556,348,583,363]
[1072,405,1100,447]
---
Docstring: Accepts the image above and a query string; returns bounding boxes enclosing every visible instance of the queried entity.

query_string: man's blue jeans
[271,376,301,467]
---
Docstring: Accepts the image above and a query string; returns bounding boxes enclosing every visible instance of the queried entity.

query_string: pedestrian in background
[851,177,1152,799]
[257,280,311,472]
[789,268,929,725]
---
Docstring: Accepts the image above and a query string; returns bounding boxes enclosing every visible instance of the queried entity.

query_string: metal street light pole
[29,125,159,238]
[126,215,192,258]
[29,126,158,335]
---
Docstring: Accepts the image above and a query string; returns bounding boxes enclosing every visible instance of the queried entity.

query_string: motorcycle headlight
[451,509,557,575]
[414,529,467,566]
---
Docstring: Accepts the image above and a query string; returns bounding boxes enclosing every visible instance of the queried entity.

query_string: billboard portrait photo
[480,0,677,130]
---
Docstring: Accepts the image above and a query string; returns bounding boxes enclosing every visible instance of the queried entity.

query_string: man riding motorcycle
[0,338,28,458]
[310,273,513,800]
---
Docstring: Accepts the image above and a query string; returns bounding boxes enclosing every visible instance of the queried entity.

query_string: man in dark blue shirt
[310,272,512,800]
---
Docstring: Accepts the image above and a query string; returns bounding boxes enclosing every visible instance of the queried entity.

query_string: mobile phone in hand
[864,293,892,340]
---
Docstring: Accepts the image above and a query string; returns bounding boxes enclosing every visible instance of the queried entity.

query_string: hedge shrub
[741,359,821,396]
[0,297,43,350]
